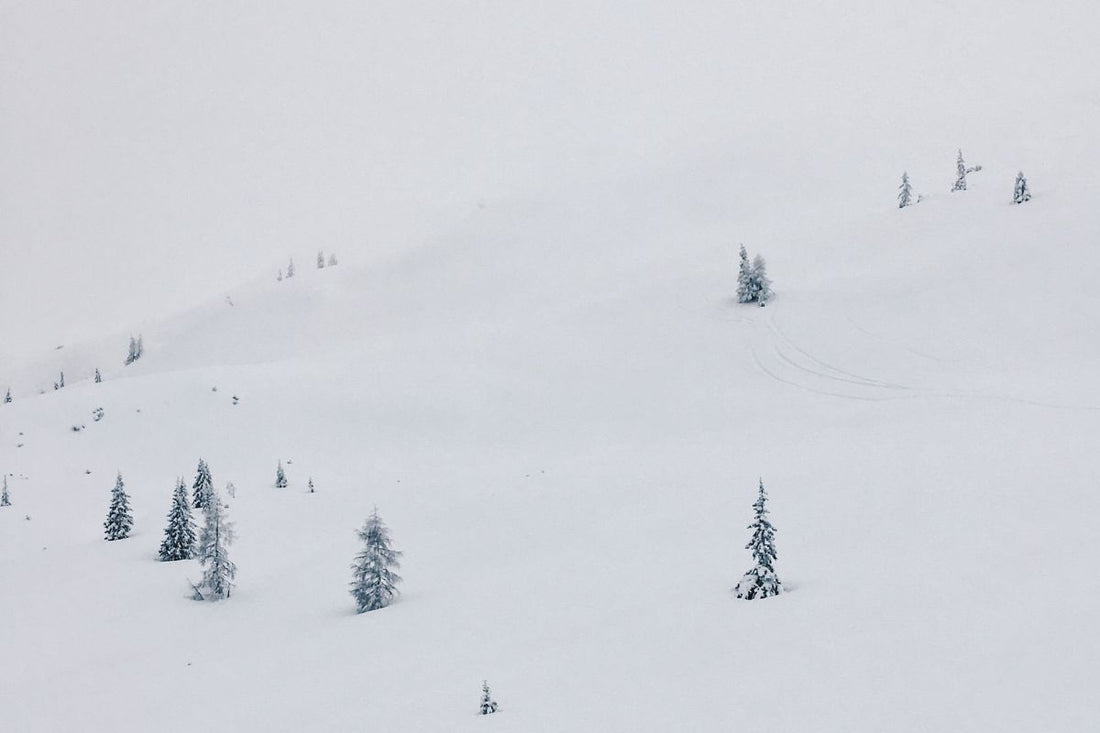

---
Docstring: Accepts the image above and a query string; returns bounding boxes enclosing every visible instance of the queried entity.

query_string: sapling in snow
[94,368,102,383]
[3,388,10,403]
[317,251,325,269]
[1,476,10,507]
[734,479,782,600]
[349,509,403,613]
[104,472,134,541]
[951,149,982,191]
[286,258,295,278]
[159,478,196,561]
[479,681,499,715]
[196,486,236,600]
[1013,172,1031,204]
[275,461,288,488]
[736,244,753,303]
[898,172,913,208]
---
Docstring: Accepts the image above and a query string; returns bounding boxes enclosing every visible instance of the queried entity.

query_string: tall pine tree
[192,459,214,510]
[197,486,236,600]
[734,479,782,600]
[736,244,753,303]
[104,472,134,541]
[349,508,403,613]
[159,478,196,561]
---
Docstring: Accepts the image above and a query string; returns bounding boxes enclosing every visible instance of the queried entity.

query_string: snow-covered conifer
[1,476,11,506]
[749,255,773,305]
[951,149,982,191]
[286,258,295,278]
[317,251,325,269]
[192,458,214,510]
[898,172,913,208]
[349,509,403,613]
[327,253,337,267]
[104,472,134,541]
[54,371,64,390]
[4,388,11,403]
[125,336,138,365]
[197,486,236,600]
[733,478,782,600]
[94,368,102,383]
[308,477,315,493]
[159,478,196,561]
[736,244,753,303]
[1013,171,1031,204]
[275,461,287,488]
[479,681,499,715]
[277,268,284,282]
[136,335,144,359]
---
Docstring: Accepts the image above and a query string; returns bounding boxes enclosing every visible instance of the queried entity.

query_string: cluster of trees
[279,252,337,281]
[736,245,773,306]
[898,150,1031,208]
[124,335,145,365]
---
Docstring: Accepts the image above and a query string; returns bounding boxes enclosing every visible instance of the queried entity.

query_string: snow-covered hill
[3,2,1100,731]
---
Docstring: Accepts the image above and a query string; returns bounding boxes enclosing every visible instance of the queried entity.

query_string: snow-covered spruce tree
[736,244,753,303]
[349,509,403,613]
[317,251,325,269]
[1013,171,1031,204]
[136,335,144,359]
[327,253,337,267]
[94,368,102,383]
[54,371,64,390]
[104,472,134,541]
[749,254,773,305]
[192,458,214,510]
[287,258,295,278]
[3,388,10,403]
[1,475,11,507]
[275,461,287,488]
[197,486,236,600]
[159,478,196,561]
[479,681,499,715]
[308,477,315,493]
[277,268,284,282]
[125,336,138,365]
[898,172,913,208]
[734,479,782,600]
[951,149,982,192]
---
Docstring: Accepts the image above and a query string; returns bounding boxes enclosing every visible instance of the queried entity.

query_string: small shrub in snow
[159,478,196,561]
[277,268,284,282]
[196,486,236,600]
[327,253,337,266]
[734,479,782,600]
[286,258,295,278]
[93,407,104,422]
[308,477,315,493]
[479,681,499,715]
[94,368,102,383]
[898,172,913,208]
[1013,172,1031,204]
[951,149,982,192]
[317,251,325,269]
[1,476,11,506]
[349,509,402,613]
[104,472,134,541]
[192,458,214,510]
[3,388,10,403]
[275,461,287,488]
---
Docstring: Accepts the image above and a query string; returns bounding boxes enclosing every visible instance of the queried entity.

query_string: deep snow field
[3,2,1100,731]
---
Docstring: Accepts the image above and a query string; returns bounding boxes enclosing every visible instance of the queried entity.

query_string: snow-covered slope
[3,3,1100,732]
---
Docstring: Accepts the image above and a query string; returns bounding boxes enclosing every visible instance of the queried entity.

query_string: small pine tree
[308,477,315,493]
[1013,171,1031,204]
[1,475,11,507]
[94,368,102,383]
[479,681,499,715]
[736,244,753,303]
[951,149,982,191]
[54,371,65,390]
[159,478,196,561]
[287,258,295,278]
[734,479,782,600]
[104,472,134,541]
[327,253,337,266]
[192,458,214,510]
[749,254,773,305]
[277,268,284,282]
[898,172,913,208]
[317,251,325,269]
[349,509,403,613]
[275,461,287,488]
[125,336,138,365]
[197,487,236,600]
[136,335,144,359]
[3,388,11,403]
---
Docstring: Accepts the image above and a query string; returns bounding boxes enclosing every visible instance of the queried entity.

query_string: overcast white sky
[3,1,1095,362]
